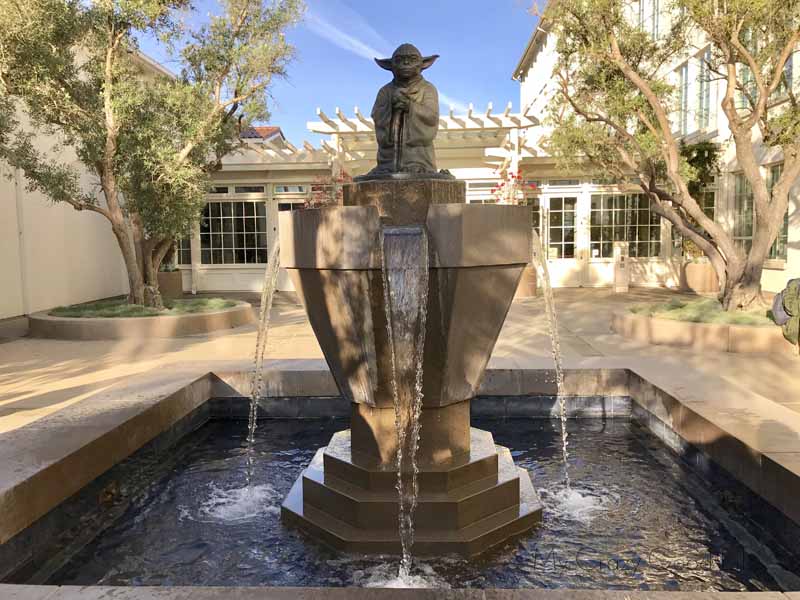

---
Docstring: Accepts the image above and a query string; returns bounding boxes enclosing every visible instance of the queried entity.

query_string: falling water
[245,242,282,488]
[530,229,570,489]
[380,226,429,581]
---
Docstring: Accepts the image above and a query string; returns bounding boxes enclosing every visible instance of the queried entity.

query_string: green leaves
[0,0,302,243]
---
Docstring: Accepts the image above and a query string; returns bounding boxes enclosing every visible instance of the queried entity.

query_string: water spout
[380,225,429,579]
[246,242,282,488]
[531,230,569,488]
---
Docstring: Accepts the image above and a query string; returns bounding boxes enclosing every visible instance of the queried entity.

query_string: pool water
[48,418,799,590]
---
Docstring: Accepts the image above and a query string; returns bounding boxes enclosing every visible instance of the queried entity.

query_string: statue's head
[375,44,439,83]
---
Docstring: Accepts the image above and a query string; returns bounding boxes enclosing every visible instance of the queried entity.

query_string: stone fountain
[280,44,542,557]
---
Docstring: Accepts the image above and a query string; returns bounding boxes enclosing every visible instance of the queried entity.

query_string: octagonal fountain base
[281,425,543,557]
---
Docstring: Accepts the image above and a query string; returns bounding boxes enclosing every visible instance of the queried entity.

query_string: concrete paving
[0,288,797,435]
[1,288,800,597]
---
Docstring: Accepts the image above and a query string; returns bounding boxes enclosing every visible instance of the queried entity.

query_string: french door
[540,195,589,287]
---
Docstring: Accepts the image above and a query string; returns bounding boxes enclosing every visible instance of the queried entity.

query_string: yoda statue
[357,44,452,180]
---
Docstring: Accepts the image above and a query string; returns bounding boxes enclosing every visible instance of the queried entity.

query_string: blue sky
[139,0,539,145]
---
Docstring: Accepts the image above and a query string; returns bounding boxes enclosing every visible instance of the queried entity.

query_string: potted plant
[680,255,719,294]
[157,244,184,300]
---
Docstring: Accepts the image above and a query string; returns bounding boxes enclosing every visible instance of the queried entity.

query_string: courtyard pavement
[0,287,797,435]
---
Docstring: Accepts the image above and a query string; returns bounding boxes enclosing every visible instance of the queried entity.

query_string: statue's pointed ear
[421,55,440,70]
[375,58,393,71]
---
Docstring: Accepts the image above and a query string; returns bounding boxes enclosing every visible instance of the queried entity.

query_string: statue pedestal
[279,178,542,556]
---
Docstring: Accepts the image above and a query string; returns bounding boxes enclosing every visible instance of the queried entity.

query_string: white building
[510,1,799,290]
[2,8,798,331]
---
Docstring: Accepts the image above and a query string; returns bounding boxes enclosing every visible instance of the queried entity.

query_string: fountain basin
[15,415,800,590]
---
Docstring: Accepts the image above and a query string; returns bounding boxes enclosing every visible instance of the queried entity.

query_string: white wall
[0,128,128,319]
[0,166,25,318]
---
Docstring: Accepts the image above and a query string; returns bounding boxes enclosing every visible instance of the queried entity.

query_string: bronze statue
[357,44,452,180]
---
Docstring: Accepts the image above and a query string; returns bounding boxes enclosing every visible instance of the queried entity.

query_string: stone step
[293,439,534,532]
[281,465,542,558]
[322,428,500,492]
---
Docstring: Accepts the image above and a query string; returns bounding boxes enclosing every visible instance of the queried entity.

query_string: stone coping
[0,586,795,599]
[611,310,797,356]
[2,358,800,592]
[28,302,255,340]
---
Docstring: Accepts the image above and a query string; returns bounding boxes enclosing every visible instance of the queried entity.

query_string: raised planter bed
[611,310,797,356]
[29,301,255,340]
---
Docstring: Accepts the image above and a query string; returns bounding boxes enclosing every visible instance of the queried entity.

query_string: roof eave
[511,0,555,81]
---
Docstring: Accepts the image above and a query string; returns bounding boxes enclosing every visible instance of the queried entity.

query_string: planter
[681,261,719,294]
[611,310,797,356]
[157,270,184,299]
[29,302,255,340]
[514,264,538,298]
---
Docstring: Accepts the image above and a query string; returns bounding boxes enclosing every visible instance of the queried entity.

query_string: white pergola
[308,102,542,175]
[223,103,544,177]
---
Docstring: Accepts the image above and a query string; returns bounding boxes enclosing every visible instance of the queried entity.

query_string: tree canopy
[544,0,800,309]
[0,0,303,306]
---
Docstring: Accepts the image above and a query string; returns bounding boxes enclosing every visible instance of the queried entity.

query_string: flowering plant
[306,171,353,208]
[491,170,537,205]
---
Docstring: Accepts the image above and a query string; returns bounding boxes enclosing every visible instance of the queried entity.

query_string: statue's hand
[392,90,410,111]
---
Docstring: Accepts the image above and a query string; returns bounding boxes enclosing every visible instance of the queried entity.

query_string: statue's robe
[370,77,439,174]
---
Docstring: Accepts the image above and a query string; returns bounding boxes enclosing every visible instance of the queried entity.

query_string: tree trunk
[109,222,146,305]
[723,275,764,311]
[720,252,767,311]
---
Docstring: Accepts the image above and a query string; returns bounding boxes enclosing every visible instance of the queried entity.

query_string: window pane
[234,186,265,194]
[199,202,268,264]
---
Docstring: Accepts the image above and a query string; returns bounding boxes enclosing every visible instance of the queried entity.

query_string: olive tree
[544,0,799,310]
[0,0,302,307]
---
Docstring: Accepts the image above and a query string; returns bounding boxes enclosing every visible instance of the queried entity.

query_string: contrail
[305,11,388,61]
[304,1,470,113]
[438,92,470,114]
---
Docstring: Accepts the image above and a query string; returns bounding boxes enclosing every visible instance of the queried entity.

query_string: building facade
[511,2,799,292]
[3,9,798,326]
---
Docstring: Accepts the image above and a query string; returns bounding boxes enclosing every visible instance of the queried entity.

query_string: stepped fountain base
[281,423,542,557]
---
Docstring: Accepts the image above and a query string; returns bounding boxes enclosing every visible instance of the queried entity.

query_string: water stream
[245,242,282,489]
[380,226,430,581]
[530,229,570,488]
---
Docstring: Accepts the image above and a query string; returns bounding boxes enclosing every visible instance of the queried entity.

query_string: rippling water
[50,418,798,590]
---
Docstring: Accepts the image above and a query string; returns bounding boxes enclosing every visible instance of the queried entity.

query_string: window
[733,173,754,251]
[767,163,788,261]
[274,184,306,194]
[737,30,758,109]
[775,53,795,99]
[200,201,268,264]
[697,49,712,130]
[699,187,716,220]
[590,194,661,258]
[671,185,715,254]
[467,181,499,204]
[209,186,229,194]
[547,179,580,186]
[234,185,265,194]
[176,237,191,265]
[521,196,542,236]
[679,62,690,135]
[548,197,577,258]
[639,0,659,39]
[278,202,304,212]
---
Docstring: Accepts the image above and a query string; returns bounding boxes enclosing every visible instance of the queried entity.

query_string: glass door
[543,195,588,287]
